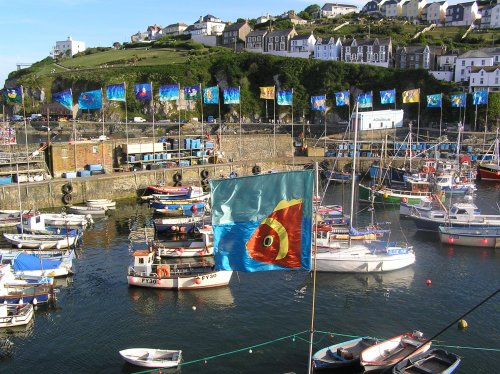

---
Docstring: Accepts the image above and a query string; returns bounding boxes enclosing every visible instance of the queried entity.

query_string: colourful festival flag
[426,94,442,108]
[210,170,313,272]
[472,91,488,105]
[380,89,395,105]
[451,93,466,108]
[402,89,420,104]
[184,85,200,101]
[78,89,102,110]
[357,92,373,109]
[106,83,126,102]
[277,90,293,106]
[135,83,152,101]
[335,91,349,106]
[223,87,240,104]
[52,89,73,110]
[311,95,326,111]
[159,85,179,101]
[4,86,23,104]
[260,86,275,100]
[203,86,219,105]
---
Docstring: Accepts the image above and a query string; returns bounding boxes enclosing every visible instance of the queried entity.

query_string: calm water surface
[1,182,499,373]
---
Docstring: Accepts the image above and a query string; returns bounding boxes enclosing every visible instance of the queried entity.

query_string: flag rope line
[132,329,500,374]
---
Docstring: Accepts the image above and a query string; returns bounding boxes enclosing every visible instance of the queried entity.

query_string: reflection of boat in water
[310,266,416,291]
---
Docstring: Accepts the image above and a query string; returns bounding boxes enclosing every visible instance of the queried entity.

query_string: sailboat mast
[349,103,359,232]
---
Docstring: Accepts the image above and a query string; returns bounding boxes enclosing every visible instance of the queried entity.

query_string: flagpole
[217,85,222,155]
[463,90,467,131]
[101,88,105,170]
[200,84,204,160]
[239,86,242,158]
[273,85,276,157]
[439,93,443,138]
[178,84,181,165]
[474,101,478,133]
[291,88,295,166]
[151,82,155,162]
[483,89,489,144]
[20,86,31,178]
[371,90,373,111]
[394,88,396,110]
[124,82,129,154]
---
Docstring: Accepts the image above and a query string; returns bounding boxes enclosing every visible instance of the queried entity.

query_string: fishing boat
[150,198,207,213]
[312,337,379,372]
[392,348,461,374]
[41,212,92,228]
[0,265,54,304]
[153,215,206,234]
[154,226,214,258]
[408,202,500,232]
[142,185,205,200]
[0,303,34,328]
[119,348,182,368]
[477,136,500,181]
[127,250,232,290]
[360,331,431,373]
[66,205,108,216]
[359,182,433,205]
[0,250,74,277]
[3,233,77,250]
[16,212,83,239]
[438,226,500,248]
[434,174,476,195]
[85,199,116,209]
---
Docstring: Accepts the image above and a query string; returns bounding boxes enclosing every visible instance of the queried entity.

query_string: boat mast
[349,103,359,244]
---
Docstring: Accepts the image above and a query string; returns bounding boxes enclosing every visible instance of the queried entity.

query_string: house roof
[470,65,500,73]
[292,34,314,41]
[247,29,268,37]
[315,37,336,45]
[166,23,188,28]
[147,24,162,31]
[224,22,247,32]
[397,45,429,53]
[266,28,295,38]
[322,3,358,10]
[459,49,493,58]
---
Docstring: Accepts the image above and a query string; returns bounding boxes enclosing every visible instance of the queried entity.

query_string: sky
[1,0,463,87]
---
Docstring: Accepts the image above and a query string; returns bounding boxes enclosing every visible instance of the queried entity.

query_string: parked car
[10,115,23,122]
[133,117,146,123]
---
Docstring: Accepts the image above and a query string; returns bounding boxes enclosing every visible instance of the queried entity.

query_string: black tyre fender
[200,169,209,179]
[62,183,73,194]
[173,181,182,187]
[201,179,209,186]
[62,193,73,205]
[202,184,210,192]
[252,165,261,175]
[173,172,182,182]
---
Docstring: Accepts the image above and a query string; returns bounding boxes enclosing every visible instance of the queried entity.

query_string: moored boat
[359,183,432,205]
[119,348,182,368]
[67,205,108,216]
[312,337,379,372]
[0,250,74,277]
[154,226,214,258]
[85,199,116,209]
[153,215,206,234]
[360,331,431,373]
[0,266,54,304]
[438,226,500,248]
[3,233,77,249]
[127,250,232,290]
[392,348,461,374]
[0,303,34,328]
[41,212,92,227]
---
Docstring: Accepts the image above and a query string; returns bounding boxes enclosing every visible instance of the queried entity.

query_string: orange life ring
[422,166,429,173]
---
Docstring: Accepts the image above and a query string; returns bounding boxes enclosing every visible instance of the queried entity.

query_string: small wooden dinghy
[0,303,34,328]
[85,199,116,209]
[67,205,108,216]
[119,348,182,368]
[392,348,461,374]
[313,337,379,371]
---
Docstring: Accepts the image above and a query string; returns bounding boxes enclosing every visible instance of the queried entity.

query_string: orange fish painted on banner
[245,199,303,268]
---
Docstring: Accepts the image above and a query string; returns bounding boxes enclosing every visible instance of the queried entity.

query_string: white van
[133,117,146,123]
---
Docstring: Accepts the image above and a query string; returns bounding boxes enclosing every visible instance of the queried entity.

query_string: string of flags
[1,84,490,111]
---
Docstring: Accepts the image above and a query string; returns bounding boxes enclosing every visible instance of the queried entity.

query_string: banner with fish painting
[357,92,373,109]
[335,91,349,106]
[472,91,488,105]
[311,95,326,111]
[210,170,313,272]
[203,86,219,105]
[52,89,73,110]
[223,87,240,104]
[78,89,102,110]
[134,83,152,101]
[277,90,293,106]
[159,85,179,101]
[106,83,126,101]
[451,93,466,108]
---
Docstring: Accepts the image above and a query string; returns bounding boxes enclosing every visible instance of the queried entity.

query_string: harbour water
[0,181,498,373]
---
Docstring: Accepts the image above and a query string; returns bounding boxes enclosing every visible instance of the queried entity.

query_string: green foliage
[75,47,111,57]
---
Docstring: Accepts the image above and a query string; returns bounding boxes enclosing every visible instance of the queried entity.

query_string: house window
[92,145,98,154]
[61,148,68,159]
[480,79,484,84]
[280,42,285,50]
[462,60,465,66]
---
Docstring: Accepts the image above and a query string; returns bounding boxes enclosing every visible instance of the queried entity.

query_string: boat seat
[405,364,433,374]
[327,348,348,361]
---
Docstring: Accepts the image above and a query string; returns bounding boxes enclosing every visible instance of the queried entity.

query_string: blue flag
[223,87,240,104]
[426,94,442,108]
[210,170,313,272]
[277,90,293,106]
[472,91,488,105]
[311,95,326,111]
[78,89,102,110]
[451,93,466,108]
[380,89,395,104]
[335,91,349,106]
[135,83,152,101]
[184,85,200,101]
[106,83,126,101]
[159,85,179,101]
[357,92,373,108]
[52,89,73,110]
[203,86,219,104]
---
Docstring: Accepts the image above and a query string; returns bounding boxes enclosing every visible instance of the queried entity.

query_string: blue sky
[0,0,360,86]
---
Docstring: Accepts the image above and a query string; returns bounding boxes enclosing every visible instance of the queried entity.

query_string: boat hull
[0,304,34,328]
[392,348,461,374]
[127,270,232,290]
[313,337,379,371]
[439,227,500,248]
[477,164,500,181]
[359,184,429,205]
[119,348,181,368]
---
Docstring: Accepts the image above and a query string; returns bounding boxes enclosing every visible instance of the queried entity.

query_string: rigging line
[380,287,500,373]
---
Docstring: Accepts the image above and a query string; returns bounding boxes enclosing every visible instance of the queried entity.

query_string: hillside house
[264,28,298,56]
[314,37,342,60]
[381,0,405,18]
[290,33,317,58]
[469,66,500,92]
[221,22,252,51]
[163,23,188,35]
[52,37,86,59]
[422,1,448,24]
[245,30,268,53]
[402,0,427,21]
[147,25,163,41]
[191,15,226,36]
[455,48,499,82]
[340,37,393,68]
[445,2,479,26]
[320,3,358,18]
[479,3,500,29]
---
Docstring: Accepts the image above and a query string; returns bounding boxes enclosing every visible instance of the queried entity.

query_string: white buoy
[18,298,24,305]
[192,306,197,311]
[33,298,38,305]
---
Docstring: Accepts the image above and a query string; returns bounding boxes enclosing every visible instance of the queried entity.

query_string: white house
[455,48,496,83]
[289,34,316,58]
[445,1,479,26]
[52,37,85,59]
[469,66,500,92]
[423,1,448,24]
[163,23,188,35]
[320,3,358,18]
[191,15,226,36]
[402,0,427,20]
[352,110,404,131]
[147,25,163,40]
[314,37,342,60]
[493,3,500,28]
[255,14,275,24]
[430,51,459,81]
[479,3,500,29]
[381,0,404,18]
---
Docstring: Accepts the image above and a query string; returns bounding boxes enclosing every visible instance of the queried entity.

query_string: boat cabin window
[456,209,467,215]
[138,258,144,264]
